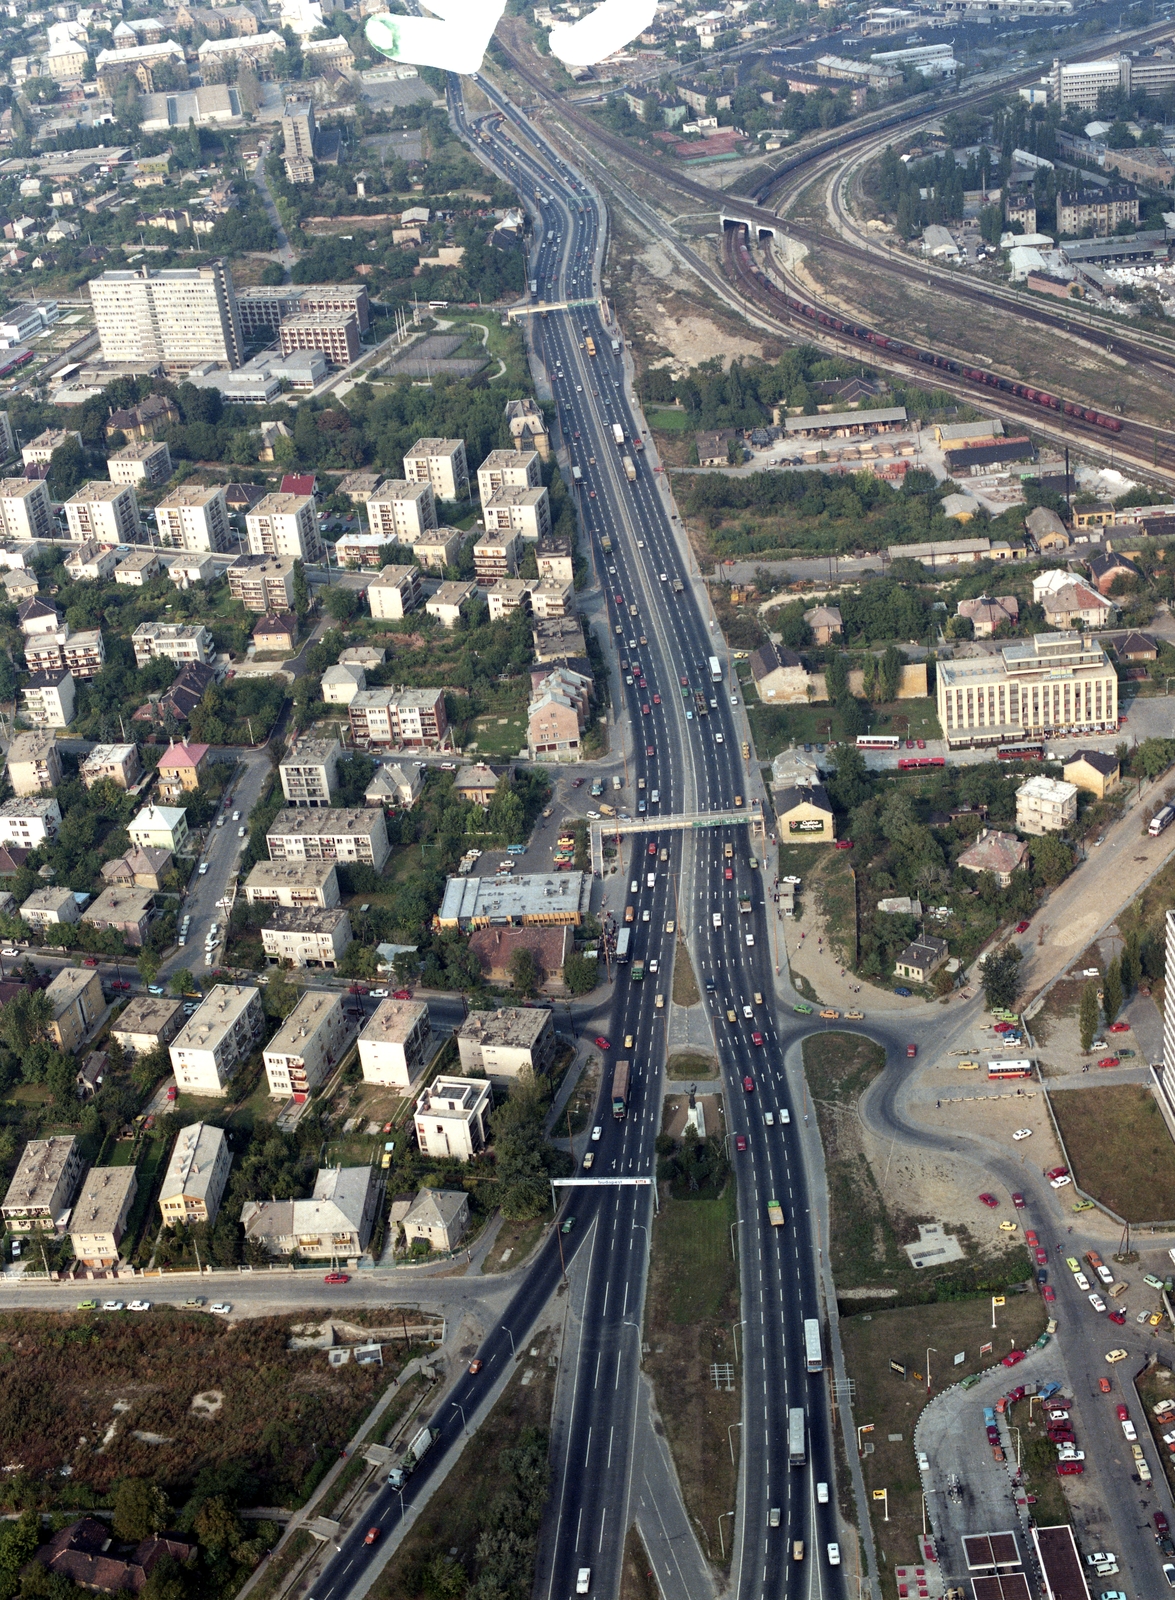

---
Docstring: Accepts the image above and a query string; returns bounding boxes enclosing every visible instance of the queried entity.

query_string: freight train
[731,231,1123,433]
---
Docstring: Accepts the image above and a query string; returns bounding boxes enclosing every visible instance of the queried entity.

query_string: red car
[1108,1021,1131,1033]
[1015,921,1030,934]
[648,842,657,856]
[166,1086,177,1102]
[646,745,655,757]
[979,1193,999,1208]
[1025,1229,1039,1245]
[83,957,98,968]
[1046,1167,1068,1180]
[679,676,688,687]
[1117,1404,1131,1421]
[348,983,368,996]
[364,1528,380,1545]
[1043,1286,1056,1301]
[906,1044,916,1058]
[905,740,915,749]
[916,739,926,749]
[752,1032,763,1046]
[743,1076,755,1093]
[324,1272,350,1285]
[993,1023,1014,1034]
[469,1359,483,1374]
[1012,1192,1025,1208]
[1056,1461,1083,1476]
[653,694,661,705]
[1097,1057,1120,1069]
[393,989,412,1000]
[1007,1386,1027,1404]
[642,704,650,716]
[1156,1512,1170,1538]
[1035,1248,1048,1265]
[735,1135,747,1152]
[1001,1350,1027,1368]
[1109,1309,1126,1324]
[111,979,131,991]
[724,867,733,880]
[594,1036,611,1050]
[834,839,853,850]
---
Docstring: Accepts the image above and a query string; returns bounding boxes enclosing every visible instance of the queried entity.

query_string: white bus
[856,735,900,751]
[803,1318,823,1374]
[987,1059,1034,1080]
[708,656,722,682]
[788,1407,806,1465]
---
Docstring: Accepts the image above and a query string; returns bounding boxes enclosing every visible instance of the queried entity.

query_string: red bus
[997,745,1044,762]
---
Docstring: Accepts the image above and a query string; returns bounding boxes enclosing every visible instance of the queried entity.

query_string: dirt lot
[1050,1084,1175,1223]
[619,1525,660,1600]
[644,1135,740,1576]
[673,939,701,1007]
[840,1296,1048,1584]
[787,857,927,1018]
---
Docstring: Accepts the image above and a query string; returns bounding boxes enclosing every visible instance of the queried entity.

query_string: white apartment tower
[64,481,142,544]
[246,493,323,562]
[155,484,233,553]
[0,478,52,541]
[403,438,469,503]
[365,480,436,542]
[89,260,245,370]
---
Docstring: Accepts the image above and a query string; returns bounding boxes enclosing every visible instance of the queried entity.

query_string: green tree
[508,946,541,996]
[563,951,598,995]
[322,586,358,623]
[292,559,309,619]
[112,1479,170,1541]
[0,989,50,1054]
[879,644,903,704]
[1029,833,1072,887]
[825,652,848,702]
[1102,954,1123,1024]
[1079,978,1100,1051]
[169,969,197,998]
[262,971,299,1020]
[981,944,1022,1012]
[1120,934,1140,1000]
[339,943,379,980]
[47,436,86,500]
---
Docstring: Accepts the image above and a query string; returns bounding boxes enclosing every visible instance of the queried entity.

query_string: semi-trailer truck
[622,456,636,482]
[612,1059,630,1119]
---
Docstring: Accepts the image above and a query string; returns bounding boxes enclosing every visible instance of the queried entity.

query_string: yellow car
[1149,1311,1165,1327]
[624,1034,634,1049]
[819,1009,840,1020]
[998,1221,1018,1232]
[1073,1200,1095,1212]
[727,1009,737,1024]
[1105,1349,1129,1363]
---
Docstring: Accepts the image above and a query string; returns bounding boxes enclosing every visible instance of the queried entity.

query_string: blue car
[894,986,912,997]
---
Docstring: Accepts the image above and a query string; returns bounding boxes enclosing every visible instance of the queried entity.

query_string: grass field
[745,697,942,761]
[1049,1083,1175,1222]
[644,1173,740,1572]
[666,1051,717,1081]
[465,688,530,757]
[809,848,857,971]
[368,1326,558,1600]
[481,1214,548,1274]
[840,1296,1048,1589]
[672,939,701,1007]
[647,407,691,432]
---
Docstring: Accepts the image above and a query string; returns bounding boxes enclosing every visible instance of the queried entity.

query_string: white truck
[387,1425,438,1489]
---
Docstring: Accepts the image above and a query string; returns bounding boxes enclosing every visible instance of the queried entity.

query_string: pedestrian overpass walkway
[590,803,766,875]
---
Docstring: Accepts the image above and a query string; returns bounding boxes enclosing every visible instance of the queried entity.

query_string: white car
[591,1125,602,1142]
[764,1111,775,1126]
[237,827,246,838]
[1058,1449,1086,1462]
[576,1571,590,1596]
[649,960,658,973]
[178,936,186,946]
[782,875,802,885]
[1074,1271,1091,1290]
[659,573,667,582]
[1012,1128,1032,1140]
[716,733,724,744]
[370,989,389,998]
[743,1005,753,1019]
[1089,1292,1106,1313]
[216,817,225,827]
[198,862,209,874]
[745,933,754,946]
[1050,1174,1072,1188]
[816,1482,829,1504]
[1121,1418,1138,1441]
[232,811,240,821]
[827,1545,841,1567]
[102,1301,125,1312]
[731,694,739,705]
[210,1303,232,1315]
[127,1300,151,1312]
[1,948,20,957]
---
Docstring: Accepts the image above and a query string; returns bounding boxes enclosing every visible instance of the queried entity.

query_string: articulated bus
[856,735,900,751]
[988,1059,1034,1081]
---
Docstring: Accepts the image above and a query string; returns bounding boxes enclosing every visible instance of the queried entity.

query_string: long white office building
[89,260,245,370]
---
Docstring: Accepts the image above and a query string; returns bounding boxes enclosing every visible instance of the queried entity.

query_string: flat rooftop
[245,860,338,895]
[438,871,589,925]
[66,480,132,504]
[110,994,184,1036]
[157,483,224,507]
[281,739,341,767]
[457,1007,551,1049]
[71,1165,136,1234]
[265,990,342,1057]
[267,807,380,838]
[2,1135,77,1212]
[172,984,259,1052]
[261,906,349,935]
[360,997,429,1045]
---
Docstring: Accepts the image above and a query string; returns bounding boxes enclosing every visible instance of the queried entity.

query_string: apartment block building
[530,579,572,619]
[64,542,119,583]
[64,481,142,544]
[132,620,214,668]
[235,282,371,338]
[25,627,105,682]
[89,260,245,370]
[115,550,163,587]
[260,906,353,969]
[477,448,541,507]
[266,807,391,871]
[367,563,422,621]
[1050,54,1126,108]
[456,1006,556,1084]
[109,994,185,1059]
[473,531,520,581]
[937,631,1118,749]
[482,485,551,543]
[535,535,574,584]
[80,884,155,947]
[1015,774,1079,835]
[21,428,79,466]
[348,686,449,750]
[108,438,172,487]
[1057,185,1139,236]
[22,670,75,728]
[169,984,265,1096]
[278,312,360,369]
[0,795,61,849]
[244,859,340,909]
[0,478,53,541]
[46,967,104,1053]
[413,1075,492,1161]
[1,1135,84,1232]
[403,438,469,503]
[158,1122,232,1227]
[20,886,80,928]
[279,738,340,807]
[426,579,477,629]
[263,990,358,1099]
[358,998,432,1089]
[155,483,233,552]
[80,743,141,790]
[412,525,465,570]
[365,479,436,542]
[70,1166,137,1268]
[226,554,296,613]
[6,731,62,796]
[246,493,322,562]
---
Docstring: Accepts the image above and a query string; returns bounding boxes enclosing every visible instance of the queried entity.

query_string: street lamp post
[451,1401,467,1437]
[926,1346,937,1395]
[503,1326,516,1358]
[856,1422,874,1455]
[727,1421,742,1467]
[732,1319,744,1363]
[718,1511,734,1561]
